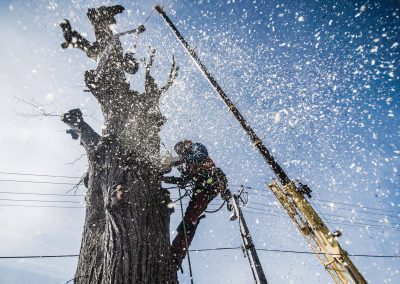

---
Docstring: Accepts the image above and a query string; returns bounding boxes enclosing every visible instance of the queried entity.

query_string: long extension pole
[155,5,290,187]
[231,194,268,284]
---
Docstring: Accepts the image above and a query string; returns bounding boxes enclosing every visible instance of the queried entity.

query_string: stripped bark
[60,5,178,284]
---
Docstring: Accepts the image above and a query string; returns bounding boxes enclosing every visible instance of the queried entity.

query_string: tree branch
[62,109,100,152]
[144,48,157,94]
[160,55,179,93]
[14,97,59,119]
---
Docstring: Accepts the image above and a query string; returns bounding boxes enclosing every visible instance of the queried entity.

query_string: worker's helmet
[174,140,193,157]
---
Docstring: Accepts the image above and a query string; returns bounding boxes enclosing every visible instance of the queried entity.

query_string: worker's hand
[160,151,173,173]
[221,189,232,203]
[226,201,233,212]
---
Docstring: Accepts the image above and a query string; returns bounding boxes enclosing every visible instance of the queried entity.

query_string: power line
[241,209,400,231]
[1,247,399,259]
[245,203,400,227]
[0,179,78,186]
[245,206,400,230]
[0,204,85,209]
[0,174,396,216]
[0,191,84,197]
[316,197,400,214]
[0,198,398,231]
[318,204,400,219]
[243,185,400,214]
[0,254,79,259]
[0,185,397,230]
[0,171,81,179]
[0,198,82,204]
[246,190,400,219]
[0,172,396,215]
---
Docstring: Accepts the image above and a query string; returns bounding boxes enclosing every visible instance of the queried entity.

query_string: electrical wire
[1,247,398,259]
[243,205,400,229]
[0,172,396,216]
[241,209,400,231]
[243,202,400,226]
[0,171,81,179]
[245,189,400,219]
[0,196,398,230]
[0,176,397,230]
[0,204,85,209]
[0,179,78,186]
[0,191,84,197]
[0,198,82,204]
[243,185,400,214]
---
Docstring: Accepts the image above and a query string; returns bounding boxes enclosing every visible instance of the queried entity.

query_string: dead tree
[60,5,179,284]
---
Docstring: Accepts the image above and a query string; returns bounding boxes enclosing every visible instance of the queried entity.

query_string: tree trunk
[60,5,179,283]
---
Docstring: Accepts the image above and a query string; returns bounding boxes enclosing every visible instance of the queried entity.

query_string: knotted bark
[60,5,178,283]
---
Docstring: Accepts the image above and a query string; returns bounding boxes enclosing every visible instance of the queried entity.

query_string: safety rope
[177,186,194,283]
[205,200,225,213]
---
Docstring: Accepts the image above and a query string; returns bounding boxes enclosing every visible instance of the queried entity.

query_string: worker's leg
[171,191,216,266]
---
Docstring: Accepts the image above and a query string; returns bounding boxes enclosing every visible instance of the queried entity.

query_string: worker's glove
[221,189,232,203]
[160,151,173,173]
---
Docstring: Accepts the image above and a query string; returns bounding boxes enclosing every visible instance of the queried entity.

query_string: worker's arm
[162,176,184,185]
[162,175,190,188]
[221,189,232,202]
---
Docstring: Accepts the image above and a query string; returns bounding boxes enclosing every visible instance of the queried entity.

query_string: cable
[0,255,79,259]
[242,210,400,232]
[243,184,400,215]
[205,200,226,213]
[246,201,400,226]
[243,206,400,230]
[318,204,400,219]
[246,188,400,219]
[0,174,396,214]
[0,171,81,179]
[0,179,78,186]
[0,191,84,197]
[316,197,400,214]
[0,198,82,204]
[0,204,85,209]
[190,246,241,252]
[1,248,399,259]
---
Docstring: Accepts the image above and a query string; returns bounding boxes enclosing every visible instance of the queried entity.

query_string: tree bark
[60,5,179,283]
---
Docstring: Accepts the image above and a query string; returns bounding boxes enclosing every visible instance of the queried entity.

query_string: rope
[178,186,194,283]
[173,188,190,203]
[143,8,155,25]
[205,200,225,213]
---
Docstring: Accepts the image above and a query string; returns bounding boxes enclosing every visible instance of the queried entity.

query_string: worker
[163,140,231,270]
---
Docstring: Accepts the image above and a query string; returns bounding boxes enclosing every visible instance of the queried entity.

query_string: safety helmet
[174,140,193,156]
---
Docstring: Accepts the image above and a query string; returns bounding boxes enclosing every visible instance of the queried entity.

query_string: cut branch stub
[62,109,100,152]
[59,5,179,283]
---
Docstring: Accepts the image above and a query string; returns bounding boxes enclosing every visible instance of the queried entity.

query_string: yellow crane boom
[268,180,367,284]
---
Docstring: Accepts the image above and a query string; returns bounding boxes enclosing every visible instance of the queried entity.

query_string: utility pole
[230,190,268,284]
[155,5,367,284]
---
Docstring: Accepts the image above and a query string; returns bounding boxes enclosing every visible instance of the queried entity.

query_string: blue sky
[0,0,399,283]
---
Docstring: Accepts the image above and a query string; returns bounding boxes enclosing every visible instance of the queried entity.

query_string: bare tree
[60,5,179,283]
